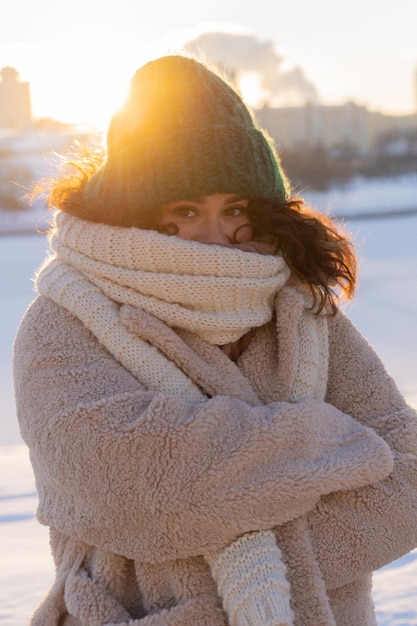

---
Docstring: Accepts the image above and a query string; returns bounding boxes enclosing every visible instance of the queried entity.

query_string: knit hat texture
[83,55,290,225]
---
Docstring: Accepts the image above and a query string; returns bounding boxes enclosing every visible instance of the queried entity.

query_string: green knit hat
[83,55,290,225]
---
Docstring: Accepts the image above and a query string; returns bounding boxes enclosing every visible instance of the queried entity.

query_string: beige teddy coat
[13,285,417,625]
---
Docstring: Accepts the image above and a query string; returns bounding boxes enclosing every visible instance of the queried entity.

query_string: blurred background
[0,1,417,623]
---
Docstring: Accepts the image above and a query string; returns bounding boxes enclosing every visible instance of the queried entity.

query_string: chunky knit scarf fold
[41,211,291,345]
[36,212,292,402]
[36,211,329,626]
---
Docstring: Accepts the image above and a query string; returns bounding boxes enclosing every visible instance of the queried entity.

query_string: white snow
[1,174,416,624]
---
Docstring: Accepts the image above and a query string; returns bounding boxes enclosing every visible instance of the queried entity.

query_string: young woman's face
[157,193,253,244]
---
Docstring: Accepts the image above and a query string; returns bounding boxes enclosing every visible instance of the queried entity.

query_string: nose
[196,216,230,245]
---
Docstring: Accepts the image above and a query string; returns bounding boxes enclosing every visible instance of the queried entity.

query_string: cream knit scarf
[36,211,329,626]
[36,212,292,402]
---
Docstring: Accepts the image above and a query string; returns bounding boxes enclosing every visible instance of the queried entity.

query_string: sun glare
[0,39,173,131]
[238,71,264,107]
[1,32,273,131]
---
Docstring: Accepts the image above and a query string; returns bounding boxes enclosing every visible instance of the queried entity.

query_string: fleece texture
[37,212,303,625]
[13,285,417,625]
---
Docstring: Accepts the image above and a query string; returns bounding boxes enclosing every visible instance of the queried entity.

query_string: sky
[1,0,417,128]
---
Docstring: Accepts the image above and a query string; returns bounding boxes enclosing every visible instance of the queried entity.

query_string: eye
[173,206,198,218]
[224,205,248,217]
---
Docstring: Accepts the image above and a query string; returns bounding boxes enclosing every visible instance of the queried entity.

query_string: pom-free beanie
[82,55,290,226]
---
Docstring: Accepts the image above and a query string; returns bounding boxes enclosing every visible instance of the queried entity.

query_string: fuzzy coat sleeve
[307,309,417,590]
[13,297,393,564]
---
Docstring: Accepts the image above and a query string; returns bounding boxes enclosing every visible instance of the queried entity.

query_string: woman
[13,54,417,626]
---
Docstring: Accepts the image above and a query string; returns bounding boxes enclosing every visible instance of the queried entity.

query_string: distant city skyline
[1,0,417,128]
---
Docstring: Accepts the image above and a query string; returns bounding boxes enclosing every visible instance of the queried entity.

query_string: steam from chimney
[183,31,318,107]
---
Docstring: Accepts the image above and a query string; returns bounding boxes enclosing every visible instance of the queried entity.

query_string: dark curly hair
[246,197,356,314]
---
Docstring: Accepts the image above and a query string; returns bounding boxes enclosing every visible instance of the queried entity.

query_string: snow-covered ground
[1,174,417,625]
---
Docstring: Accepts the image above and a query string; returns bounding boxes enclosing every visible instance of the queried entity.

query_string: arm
[13,297,393,564]
[307,310,417,589]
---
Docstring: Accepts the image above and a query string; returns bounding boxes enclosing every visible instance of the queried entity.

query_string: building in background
[255,101,417,155]
[0,67,32,130]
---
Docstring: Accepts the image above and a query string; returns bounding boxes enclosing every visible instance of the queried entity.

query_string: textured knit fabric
[206,531,293,626]
[35,212,331,625]
[14,290,417,625]
[13,225,417,624]
[38,211,292,347]
[81,55,290,226]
